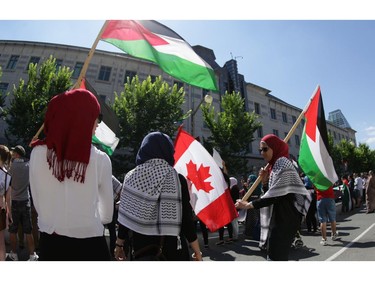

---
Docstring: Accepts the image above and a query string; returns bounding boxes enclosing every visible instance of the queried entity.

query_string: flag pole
[241,85,319,202]
[29,21,109,146]
[72,20,109,89]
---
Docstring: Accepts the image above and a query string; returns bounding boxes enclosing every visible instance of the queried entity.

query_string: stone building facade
[0,40,356,173]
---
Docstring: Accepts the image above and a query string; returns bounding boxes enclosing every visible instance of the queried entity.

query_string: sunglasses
[259,147,269,153]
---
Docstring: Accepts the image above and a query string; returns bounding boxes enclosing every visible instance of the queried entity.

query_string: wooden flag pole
[72,20,109,90]
[241,85,319,202]
[29,21,109,146]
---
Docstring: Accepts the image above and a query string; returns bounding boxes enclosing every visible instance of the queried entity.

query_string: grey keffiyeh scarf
[259,157,312,248]
[117,158,182,236]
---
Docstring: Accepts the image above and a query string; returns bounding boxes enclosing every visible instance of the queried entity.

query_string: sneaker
[6,251,18,261]
[225,238,233,244]
[294,238,304,248]
[320,238,327,246]
[331,232,339,241]
[28,252,39,261]
[216,240,224,246]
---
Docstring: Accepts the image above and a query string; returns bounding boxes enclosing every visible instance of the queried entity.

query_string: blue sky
[1,2,375,149]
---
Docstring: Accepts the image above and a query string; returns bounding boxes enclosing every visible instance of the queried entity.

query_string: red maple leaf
[186,160,214,193]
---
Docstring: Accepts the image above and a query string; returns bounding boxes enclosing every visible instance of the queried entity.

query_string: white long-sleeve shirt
[29,145,113,238]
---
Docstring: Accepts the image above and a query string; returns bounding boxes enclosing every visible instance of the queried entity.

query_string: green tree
[201,91,262,176]
[328,134,346,175]
[112,75,185,175]
[354,143,375,173]
[334,139,357,176]
[4,56,72,149]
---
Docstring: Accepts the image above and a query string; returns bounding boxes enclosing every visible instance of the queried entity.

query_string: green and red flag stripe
[298,86,338,191]
[100,20,218,91]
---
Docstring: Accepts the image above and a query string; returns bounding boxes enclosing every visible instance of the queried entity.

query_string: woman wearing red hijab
[29,89,114,261]
[236,134,311,260]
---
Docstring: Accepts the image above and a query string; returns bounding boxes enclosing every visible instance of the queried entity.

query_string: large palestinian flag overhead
[298,86,338,191]
[100,20,218,91]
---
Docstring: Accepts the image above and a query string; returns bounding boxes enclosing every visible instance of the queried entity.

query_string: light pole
[191,94,213,137]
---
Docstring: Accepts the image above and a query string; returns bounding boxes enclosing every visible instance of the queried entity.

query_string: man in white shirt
[354,173,364,208]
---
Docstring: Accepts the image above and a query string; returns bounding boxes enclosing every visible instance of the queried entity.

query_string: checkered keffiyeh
[259,157,312,248]
[118,158,182,236]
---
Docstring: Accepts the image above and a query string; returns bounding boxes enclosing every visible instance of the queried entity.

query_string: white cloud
[357,126,375,149]
[364,126,375,135]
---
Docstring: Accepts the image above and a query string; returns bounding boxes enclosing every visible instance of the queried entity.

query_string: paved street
[198,203,375,261]
[4,202,374,262]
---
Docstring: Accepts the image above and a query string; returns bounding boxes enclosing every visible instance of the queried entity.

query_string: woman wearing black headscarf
[114,131,202,261]
[236,134,311,261]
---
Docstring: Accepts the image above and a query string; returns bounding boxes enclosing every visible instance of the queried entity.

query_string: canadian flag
[174,128,238,232]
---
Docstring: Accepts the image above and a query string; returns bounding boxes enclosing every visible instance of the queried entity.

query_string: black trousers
[39,232,111,261]
[219,223,233,240]
[306,196,318,231]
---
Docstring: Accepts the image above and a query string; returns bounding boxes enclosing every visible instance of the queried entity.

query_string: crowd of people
[1,88,374,262]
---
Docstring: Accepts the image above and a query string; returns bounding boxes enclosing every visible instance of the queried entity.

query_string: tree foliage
[112,75,185,175]
[330,137,375,177]
[201,91,262,176]
[4,56,72,149]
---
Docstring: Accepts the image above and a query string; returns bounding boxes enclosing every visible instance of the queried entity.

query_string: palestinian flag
[298,86,338,191]
[92,121,119,156]
[174,127,237,232]
[79,79,119,156]
[100,20,218,91]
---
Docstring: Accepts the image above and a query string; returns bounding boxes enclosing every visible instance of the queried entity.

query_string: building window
[257,127,263,138]
[270,108,276,120]
[254,102,260,114]
[72,62,84,79]
[282,112,288,123]
[273,129,279,137]
[292,115,297,124]
[295,135,300,146]
[0,82,9,95]
[98,66,112,81]
[6,55,19,69]
[99,95,106,103]
[174,80,184,90]
[27,56,40,70]
[284,132,290,144]
[124,70,137,84]
[55,59,63,71]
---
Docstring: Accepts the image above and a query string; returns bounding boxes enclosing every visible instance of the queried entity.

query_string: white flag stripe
[95,121,119,151]
[174,140,227,214]
[154,34,213,69]
[307,127,338,183]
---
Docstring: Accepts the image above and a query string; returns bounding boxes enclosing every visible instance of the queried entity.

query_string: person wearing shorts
[316,185,339,246]
[7,145,38,261]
